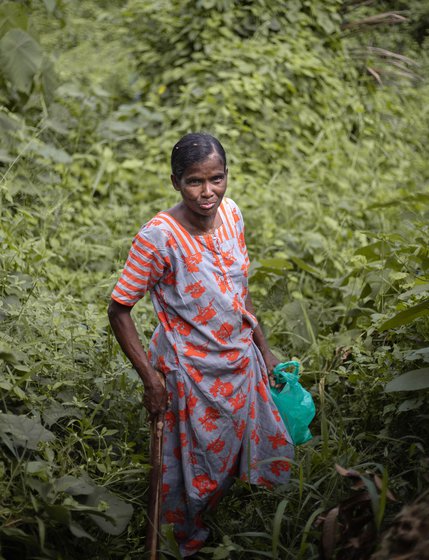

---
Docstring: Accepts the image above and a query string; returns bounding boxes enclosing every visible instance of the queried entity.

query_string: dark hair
[171,132,227,179]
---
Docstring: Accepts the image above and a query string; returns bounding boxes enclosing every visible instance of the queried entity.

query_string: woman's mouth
[199,202,216,210]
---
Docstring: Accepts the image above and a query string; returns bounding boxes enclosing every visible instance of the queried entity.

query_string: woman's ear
[171,174,181,191]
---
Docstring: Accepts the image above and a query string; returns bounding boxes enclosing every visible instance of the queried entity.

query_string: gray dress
[112,197,294,557]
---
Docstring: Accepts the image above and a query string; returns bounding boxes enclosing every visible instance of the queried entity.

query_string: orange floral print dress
[112,197,293,557]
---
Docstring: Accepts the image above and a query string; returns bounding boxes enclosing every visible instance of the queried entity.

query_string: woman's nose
[201,181,213,196]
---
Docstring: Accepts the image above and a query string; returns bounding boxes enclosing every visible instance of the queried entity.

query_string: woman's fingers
[143,378,168,416]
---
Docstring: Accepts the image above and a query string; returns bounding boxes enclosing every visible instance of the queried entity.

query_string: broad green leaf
[369,192,429,209]
[98,117,138,139]
[385,368,429,392]
[161,523,182,556]
[121,159,143,170]
[85,487,133,535]
[55,475,94,496]
[42,402,83,427]
[404,347,429,362]
[44,504,71,524]
[399,283,429,300]
[0,3,28,39]
[69,520,96,541]
[355,241,389,261]
[0,413,55,449]
[39,56,58,103]
[0,381,12,390]
[35,502,96,542]
[13,386,26,400]
[333,329,362,345]
[0,148,13,162]
[42,0,58,14]
[32,143,72,164]
[0,526,40,546]
[398,398,423,412]
[258,257,293,271]
[378,299,429,331]
[24,461,50,475]
[25,478,53,500]
[290,256,324,278]
[0,111,21,132]
[0,29,43,93]
[0,342,19,363]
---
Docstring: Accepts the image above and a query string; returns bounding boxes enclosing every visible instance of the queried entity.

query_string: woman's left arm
[245,292,280,385]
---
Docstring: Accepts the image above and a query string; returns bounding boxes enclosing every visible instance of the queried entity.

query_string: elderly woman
[108,133,293,557]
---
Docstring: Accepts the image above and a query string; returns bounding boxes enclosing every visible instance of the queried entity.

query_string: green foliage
[1,0,429,558]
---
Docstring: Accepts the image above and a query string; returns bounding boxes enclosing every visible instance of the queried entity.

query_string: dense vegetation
[1,1,428,558]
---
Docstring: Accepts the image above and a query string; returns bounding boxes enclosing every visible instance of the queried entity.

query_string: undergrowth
[1,1,429,558]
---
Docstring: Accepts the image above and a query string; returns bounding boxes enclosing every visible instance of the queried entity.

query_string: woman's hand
[245,294,282,388]
[262,349,281,388]
[142,367,168,417]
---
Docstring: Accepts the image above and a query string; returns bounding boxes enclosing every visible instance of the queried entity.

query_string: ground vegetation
[0,1,428,558]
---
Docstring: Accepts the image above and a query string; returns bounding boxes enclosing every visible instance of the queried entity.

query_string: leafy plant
[1,0,428,558]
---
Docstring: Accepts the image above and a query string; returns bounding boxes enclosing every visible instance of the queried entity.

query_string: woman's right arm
[107,299,167,416]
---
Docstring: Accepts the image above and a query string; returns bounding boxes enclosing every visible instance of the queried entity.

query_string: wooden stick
[145,413,165,560]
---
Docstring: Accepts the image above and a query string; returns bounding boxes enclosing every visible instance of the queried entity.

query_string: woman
[108,133,293,557]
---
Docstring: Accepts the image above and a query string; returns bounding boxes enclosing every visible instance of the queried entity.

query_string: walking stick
[145,412,165,560]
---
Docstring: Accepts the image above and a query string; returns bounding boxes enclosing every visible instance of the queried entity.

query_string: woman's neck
[167,202,222,236]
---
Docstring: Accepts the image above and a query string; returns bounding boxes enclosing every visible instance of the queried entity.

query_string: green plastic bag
[270,361,315,446]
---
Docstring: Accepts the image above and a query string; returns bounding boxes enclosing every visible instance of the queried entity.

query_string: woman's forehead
[182,153,226,176]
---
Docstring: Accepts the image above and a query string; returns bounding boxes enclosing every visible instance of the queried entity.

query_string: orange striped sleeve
[111,224,169,306]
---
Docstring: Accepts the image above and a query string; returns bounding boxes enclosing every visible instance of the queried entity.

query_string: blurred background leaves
[0,0,428,558]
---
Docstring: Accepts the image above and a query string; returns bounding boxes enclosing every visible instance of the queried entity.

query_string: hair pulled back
[171,132,227,179]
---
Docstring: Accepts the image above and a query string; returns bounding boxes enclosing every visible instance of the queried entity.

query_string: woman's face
[171,152,228,219]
